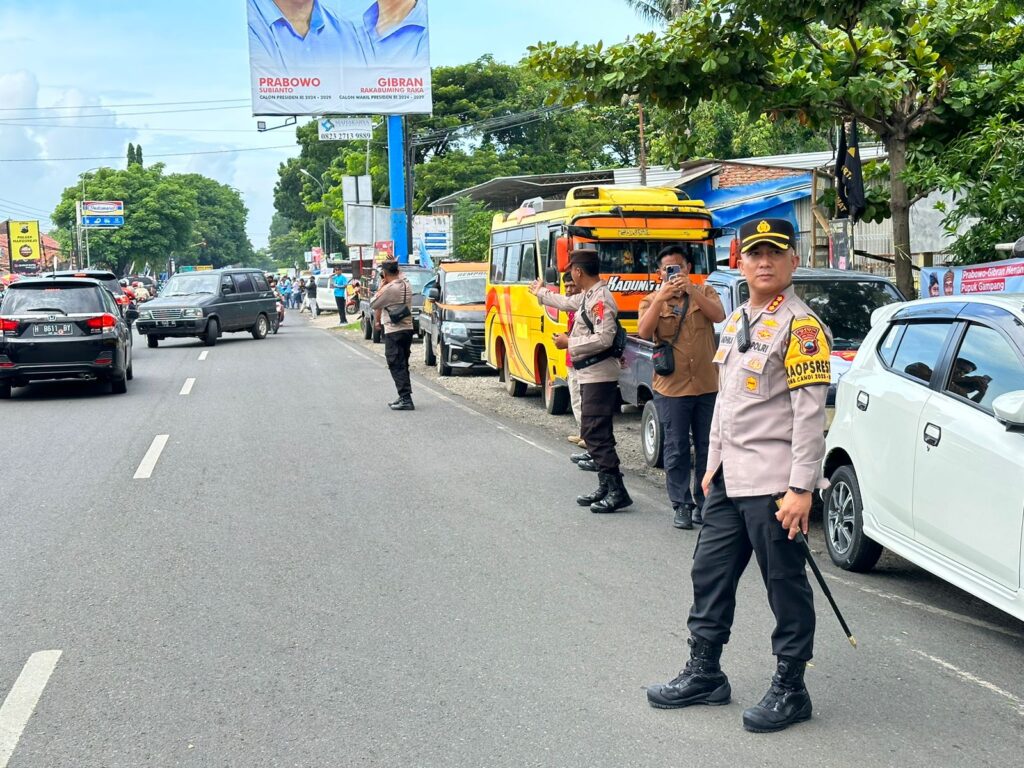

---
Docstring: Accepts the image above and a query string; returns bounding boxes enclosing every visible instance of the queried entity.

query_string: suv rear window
[2,284,104,314]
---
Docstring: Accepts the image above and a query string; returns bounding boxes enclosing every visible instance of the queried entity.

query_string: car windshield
[2,285,104,314]
[443,273,486,305]
[738,279,903,350]
[161,273,220,296]
[405,271,432,292]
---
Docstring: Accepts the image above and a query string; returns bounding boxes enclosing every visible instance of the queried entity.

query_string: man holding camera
[637,245,725,529]
[529,250,631,512]
[371,261,415,411]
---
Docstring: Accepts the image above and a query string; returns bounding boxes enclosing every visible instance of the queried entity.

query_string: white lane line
[134,434,169,480]
[821,572,1024,641]
[179,378,196,396]
[0,650,62,768]
[198,351,208,361]
[911,649,1024,715]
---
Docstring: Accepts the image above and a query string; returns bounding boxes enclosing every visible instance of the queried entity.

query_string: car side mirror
[993,391,1024,432]
[427,287,440,301]
[125,308,140,322]
[544,267,558,284]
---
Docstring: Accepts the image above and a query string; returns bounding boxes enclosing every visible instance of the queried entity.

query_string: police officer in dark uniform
[530,250,632,512]
[646,219,832,733]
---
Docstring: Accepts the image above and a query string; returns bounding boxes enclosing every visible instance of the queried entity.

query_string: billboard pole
[387,116,409,264]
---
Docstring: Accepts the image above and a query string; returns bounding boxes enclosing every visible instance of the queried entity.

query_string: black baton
[776,498,857,649]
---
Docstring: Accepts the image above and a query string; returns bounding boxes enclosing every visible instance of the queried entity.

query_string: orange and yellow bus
[485,185,719,414]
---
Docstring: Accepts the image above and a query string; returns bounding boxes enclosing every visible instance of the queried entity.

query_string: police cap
[739,218,795,253]
[568,249,599,268]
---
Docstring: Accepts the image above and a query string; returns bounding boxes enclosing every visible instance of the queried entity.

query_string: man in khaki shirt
[638,245,725,530]
[370,261,415,410]
[647,218,831,735]
[530,250,632,513]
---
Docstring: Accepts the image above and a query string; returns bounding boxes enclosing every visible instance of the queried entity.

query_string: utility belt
[571,306,627,370]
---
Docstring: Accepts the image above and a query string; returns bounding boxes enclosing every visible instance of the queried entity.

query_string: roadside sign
[319,118,373,141]
[80,200,125,229]
[195,265,213,271]
[5,220,42,275]
[179,265,196,272]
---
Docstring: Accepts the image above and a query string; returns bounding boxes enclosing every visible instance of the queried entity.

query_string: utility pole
[638,103,648,186]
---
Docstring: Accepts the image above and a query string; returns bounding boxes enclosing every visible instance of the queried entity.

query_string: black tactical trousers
[579,381,621,475]
[335,295,347,322]
[384,329,414,400]
[687,472,815,661]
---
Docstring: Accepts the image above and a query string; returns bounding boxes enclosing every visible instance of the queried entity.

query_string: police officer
[529,250,632,512]
[646,219,831,733]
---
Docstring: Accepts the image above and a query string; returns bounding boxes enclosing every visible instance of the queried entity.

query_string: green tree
[451,197,494,262]
[174,174,254,268]
[528,0,1024,297]
[127,143,137,167]
[622,0,691,23]
[136,144,143,167]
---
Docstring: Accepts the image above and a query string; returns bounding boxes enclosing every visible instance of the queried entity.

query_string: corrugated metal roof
[732,144,887,170]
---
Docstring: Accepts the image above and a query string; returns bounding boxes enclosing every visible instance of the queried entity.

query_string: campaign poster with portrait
[920,259,1024,298]
[247,0,432,115]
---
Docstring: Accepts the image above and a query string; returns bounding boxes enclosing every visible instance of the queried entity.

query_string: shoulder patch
[593,300,605,322]
[786,316,831,389]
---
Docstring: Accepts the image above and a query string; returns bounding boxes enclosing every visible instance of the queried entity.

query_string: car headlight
[442,321,469,338]
[181,308,204,318]
[138,310,153,320]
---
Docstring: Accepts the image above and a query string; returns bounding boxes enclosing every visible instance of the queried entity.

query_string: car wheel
[0,383,10,399]
[823,465,883,572]
[147,335,158,348]
[204,318,219,347]
[110,372,128,395]
[126,356,134,381]
[502,353,527,397]
[641,400,665,468]
[437,341,452,377]
[362,316,372,340]
[423,334,436,366]
[372,325,382,344]
[251,313,269,340]
[541,363,569,415]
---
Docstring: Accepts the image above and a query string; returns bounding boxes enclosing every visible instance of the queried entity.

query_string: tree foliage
[51,165,254,274]
[451,197,494,262]
[528,0,1024,296]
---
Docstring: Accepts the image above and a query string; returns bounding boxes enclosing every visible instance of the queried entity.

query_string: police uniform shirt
[370,277,414,334]
[537,281,620,384]
[706,284,831,496]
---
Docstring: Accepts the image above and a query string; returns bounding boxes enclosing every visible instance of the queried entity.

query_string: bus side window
[491,246,508,283]
[520,243,537,282]
[505,244,523,283]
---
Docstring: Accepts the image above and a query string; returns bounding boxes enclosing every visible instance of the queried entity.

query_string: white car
[822,293,1024,621]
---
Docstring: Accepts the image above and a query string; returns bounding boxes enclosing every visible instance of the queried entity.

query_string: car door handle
[923,423,942,447]
[856,391,869,411]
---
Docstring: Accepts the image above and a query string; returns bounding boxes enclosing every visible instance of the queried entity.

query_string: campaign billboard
[6,220,42,276]
[247,0,432,116]
[920,259,1024,298]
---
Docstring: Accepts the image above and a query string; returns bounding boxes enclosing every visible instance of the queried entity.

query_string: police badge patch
[785,316,831,389]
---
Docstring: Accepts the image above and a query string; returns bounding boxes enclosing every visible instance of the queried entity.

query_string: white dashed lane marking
[0,650,62,768]
[198,351,209,361]
[134,434,169,480]
[180,378,195,396]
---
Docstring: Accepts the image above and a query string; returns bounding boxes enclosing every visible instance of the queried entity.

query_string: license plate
[157,320,174,327]
[34,323,74,336]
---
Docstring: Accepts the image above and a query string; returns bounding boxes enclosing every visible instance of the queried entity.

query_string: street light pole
[299,168,328,265]
[79,166,106,268]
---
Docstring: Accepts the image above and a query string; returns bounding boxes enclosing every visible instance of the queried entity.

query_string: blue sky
[0,1,657,249]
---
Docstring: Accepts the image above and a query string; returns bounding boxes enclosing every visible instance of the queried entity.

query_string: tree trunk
[886,135,915,298]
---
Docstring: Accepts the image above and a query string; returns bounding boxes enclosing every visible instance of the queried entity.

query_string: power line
[0,105,251,122]
[0,196,52,215]
[0,98,250,113]
[0,122,269,135]
[0,144,296,163]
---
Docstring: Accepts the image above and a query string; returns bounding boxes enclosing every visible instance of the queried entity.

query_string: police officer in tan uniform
[530,250,632,512]
[646,219,831,733]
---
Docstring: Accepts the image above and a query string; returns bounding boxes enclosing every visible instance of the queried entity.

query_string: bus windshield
[575,240,715,275]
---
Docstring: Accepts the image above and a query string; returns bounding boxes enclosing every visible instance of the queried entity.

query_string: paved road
[1,314,1021,767]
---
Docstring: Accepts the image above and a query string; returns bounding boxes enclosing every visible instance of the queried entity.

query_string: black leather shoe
[577,472,610,506]
[570,451,591,464]
[590,474,632,513]
[647,637,731,708]
[389,399,415,411]
[691,503,704,525]
[577,459,598,472]
[673,505,693,529]
[742,658,812,733]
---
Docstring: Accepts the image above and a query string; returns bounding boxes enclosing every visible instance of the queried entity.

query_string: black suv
[136,268,277,347]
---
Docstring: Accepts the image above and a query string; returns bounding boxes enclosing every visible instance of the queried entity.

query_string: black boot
[673,505,693,530]
[576,458,598,472]
[577,472,610,506]
[570,451,591,464]
[590,474,632,513]
[647,637,731,708]
[742,657,812,733]
[389,397,415,411]
[691,502,704,526]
